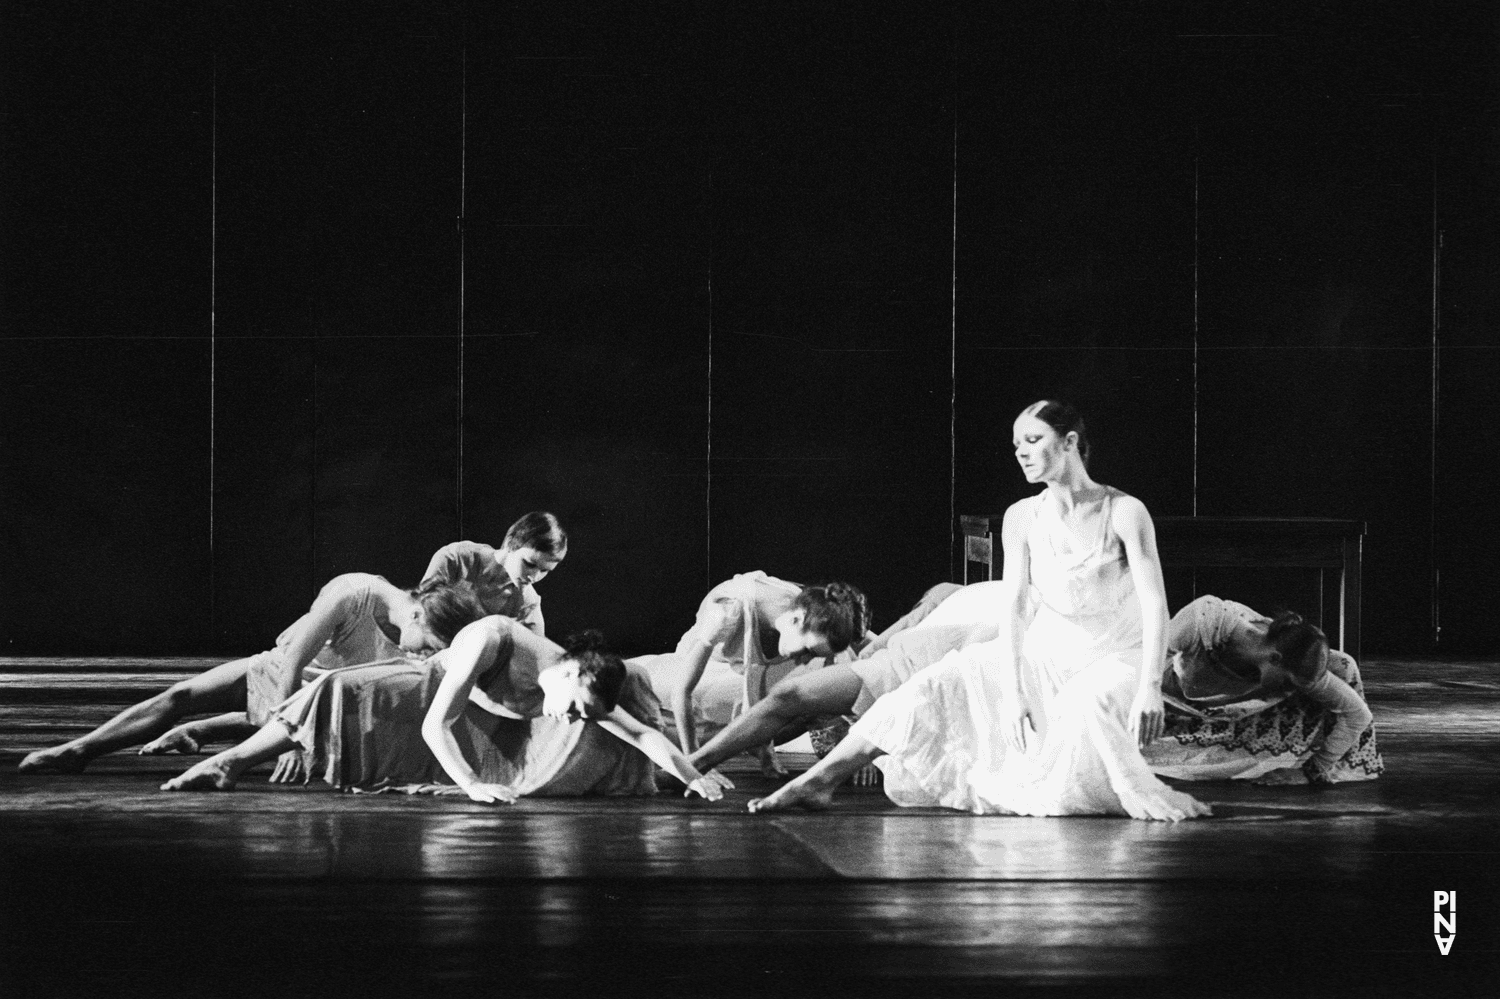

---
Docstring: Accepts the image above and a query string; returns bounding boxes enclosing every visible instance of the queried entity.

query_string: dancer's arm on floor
[421,618,518,804]
[1115,497,1169,747]
[996,501,1035,751]
[1257,669,1374,785]
[668,635,716,755]
[598,710,728,800]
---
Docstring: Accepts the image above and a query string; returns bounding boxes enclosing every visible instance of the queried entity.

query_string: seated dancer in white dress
[162,620,727,802]
[632,572,869,775]
[1143,595,1382,784]
[17,574,486,774]
[689,583,996,775]
[749,400,1212,821]
[136,513,569,762]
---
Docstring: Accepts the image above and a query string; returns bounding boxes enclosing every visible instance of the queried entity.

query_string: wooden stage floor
[1,657,1497,998]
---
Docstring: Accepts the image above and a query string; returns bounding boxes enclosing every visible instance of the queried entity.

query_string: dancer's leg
[692,664,864,773]
[19,656,257,772]
[160,720,297,792]
[140,712,256,755]
[747,731,885,813]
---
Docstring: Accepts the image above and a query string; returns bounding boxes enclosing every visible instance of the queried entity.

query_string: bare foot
[18,745,89,774]
[747,776,835,813]
[160,758,238,792]
[140,727,201,756]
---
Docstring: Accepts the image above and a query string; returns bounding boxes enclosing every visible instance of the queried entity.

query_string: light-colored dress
[1142,595,1383,782]
[246,573,410,725]
[273,616,662,796]
[852,489,1207,818]
[636,571,820,742]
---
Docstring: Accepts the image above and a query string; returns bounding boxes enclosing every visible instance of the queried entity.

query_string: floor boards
[1,656,1497,997]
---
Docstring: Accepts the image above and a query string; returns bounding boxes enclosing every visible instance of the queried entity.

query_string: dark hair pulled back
[561,629,626,711]
[1025,399,1090,466]
[410,579,489,645]
[792,581,870,654]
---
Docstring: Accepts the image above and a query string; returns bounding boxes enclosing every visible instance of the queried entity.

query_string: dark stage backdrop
[3,2,1496,656]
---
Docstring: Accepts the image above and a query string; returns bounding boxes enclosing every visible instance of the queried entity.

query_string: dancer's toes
[160,759,237,792]
[746,779,834,813]
[140,727,201,756]
[18,746,88,774]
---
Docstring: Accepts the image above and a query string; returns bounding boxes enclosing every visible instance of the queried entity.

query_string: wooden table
[959,514,1366,662]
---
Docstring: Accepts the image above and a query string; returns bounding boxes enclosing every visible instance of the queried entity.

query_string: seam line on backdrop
[949,98,958,578]
[1192,137,1200,517]
[706,178,713,593]
[210,54,217,634]
[1430,138,1441,646]
[458,45,467,538]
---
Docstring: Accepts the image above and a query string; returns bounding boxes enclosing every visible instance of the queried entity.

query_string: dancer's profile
[748,400,1212,821]
[163,621,727,803]
[17,574,486,774]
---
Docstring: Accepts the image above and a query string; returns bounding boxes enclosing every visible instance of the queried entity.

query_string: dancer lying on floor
[136,512,569,762]
[163,619,728,802]
[1143,595,1382,784]
[18,574,486,774]
[689,582,996,776]
[633,572,869,775]
[748,400,1212,821]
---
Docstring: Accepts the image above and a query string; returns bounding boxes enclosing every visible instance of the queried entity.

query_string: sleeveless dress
[271,616,662,796]
[245,573,410,725]
[851,489,1208,819]
[635,571,818,742]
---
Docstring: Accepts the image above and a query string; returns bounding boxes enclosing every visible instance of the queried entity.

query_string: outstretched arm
[669,638,714,754]
[273,580,361,703]
[598,707,726,800]
[420,618,518,804]
[1115,496,1169,747]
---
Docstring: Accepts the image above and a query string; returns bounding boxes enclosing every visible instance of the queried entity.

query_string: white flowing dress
[851,488,1208,819]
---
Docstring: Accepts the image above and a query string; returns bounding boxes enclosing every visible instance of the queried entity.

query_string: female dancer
[17,574,486,773]
[749,400,1212,822]
[688,583,995,776]
[136,513,569,760]
[163,619,726,803]
[423,511,568,635]
[1144,595,1382,783]
[635,572,869,773]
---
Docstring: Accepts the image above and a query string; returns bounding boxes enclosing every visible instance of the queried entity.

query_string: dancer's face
[1012,413,1072,483]
[538,662,609,722]
[500,545,564,588]
[775,609,835,662]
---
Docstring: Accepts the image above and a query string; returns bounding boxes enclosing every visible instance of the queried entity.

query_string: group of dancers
[18,400,1383,821]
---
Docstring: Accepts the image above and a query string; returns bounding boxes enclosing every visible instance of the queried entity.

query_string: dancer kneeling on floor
[689,582,996,777]
[633,573,869,776]
[1143,595,1383,784]
[748,400,1212,821]
[163,618,728,802]
[18,574,486,775]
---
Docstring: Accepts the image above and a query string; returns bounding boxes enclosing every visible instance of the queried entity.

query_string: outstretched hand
[1129,685,1165,748]
[464,782,519,805]
[269,750,308,784]
[685,773,726,802]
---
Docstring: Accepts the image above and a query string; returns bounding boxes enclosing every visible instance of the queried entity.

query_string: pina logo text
[1434,891,1456,955]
